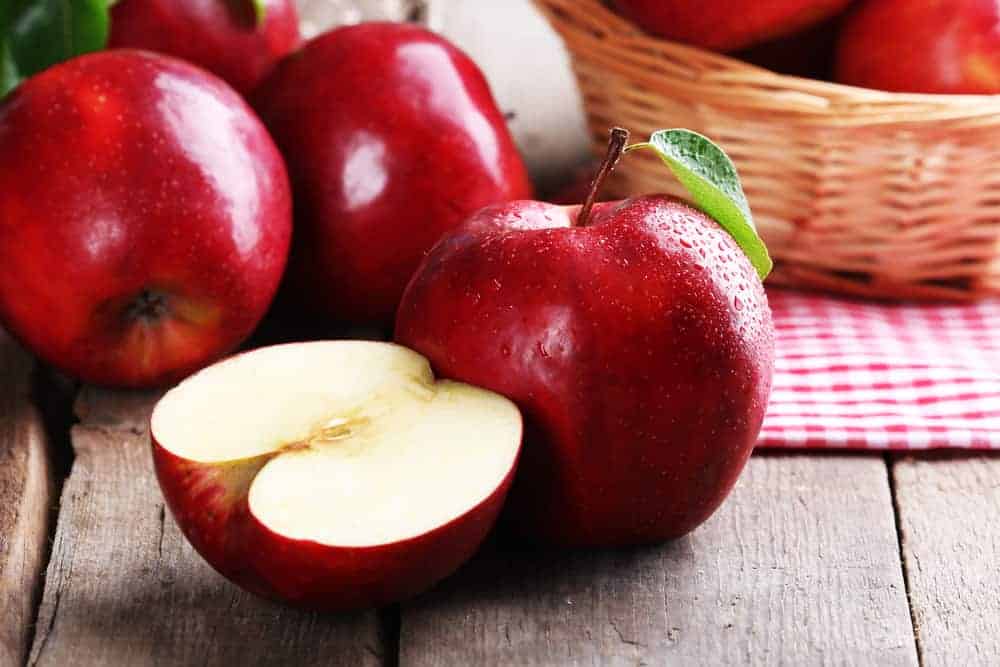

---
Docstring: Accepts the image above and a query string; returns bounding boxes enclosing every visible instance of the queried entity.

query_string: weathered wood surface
[893,454,1000,666]
[400,454,918,666]
[0,332,54,667]
[27,388,386,667]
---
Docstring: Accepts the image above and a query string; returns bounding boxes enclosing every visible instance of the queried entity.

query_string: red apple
[151,341,522,611]
[611,0,852,52]
[395,132,774,547]
[252,22,533,327]
[0,51,292,387]
[836,0,1000,94]
[108,0,300,95]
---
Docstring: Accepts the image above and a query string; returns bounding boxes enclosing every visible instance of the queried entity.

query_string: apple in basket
[610,0,853,52]
[836,0,1000,94]
[109,0,301,95]
[396,128,776,546]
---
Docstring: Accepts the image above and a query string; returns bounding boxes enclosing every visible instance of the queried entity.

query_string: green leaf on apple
[250,0,267,26]
[627,129,773,279]
[0,0,112,98]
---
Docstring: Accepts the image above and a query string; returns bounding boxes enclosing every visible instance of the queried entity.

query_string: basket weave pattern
[536,0,1000,300]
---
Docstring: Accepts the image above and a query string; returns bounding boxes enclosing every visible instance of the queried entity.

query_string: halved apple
[150,341,522,611]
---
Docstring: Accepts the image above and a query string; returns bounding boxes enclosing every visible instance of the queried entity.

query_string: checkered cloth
[760,289,1000,450]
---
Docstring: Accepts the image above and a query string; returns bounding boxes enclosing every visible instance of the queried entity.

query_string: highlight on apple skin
[151,341,523,611]
[0,50,292,388]
[395,196,775,547]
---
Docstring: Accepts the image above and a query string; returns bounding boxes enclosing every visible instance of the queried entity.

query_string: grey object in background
[295,0,590,192]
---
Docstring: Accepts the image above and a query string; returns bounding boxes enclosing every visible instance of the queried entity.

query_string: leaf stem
[576,127,629,228]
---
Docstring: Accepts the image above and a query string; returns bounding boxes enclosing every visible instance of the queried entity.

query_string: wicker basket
[536,0,1000,301]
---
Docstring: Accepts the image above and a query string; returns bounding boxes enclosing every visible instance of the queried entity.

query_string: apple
[395,129,774,546]
[252,22,533,327]
[151,341,522,610]
[0,50,292,387]
[611,0,852,52]
[108,0,301,95]
[836,0,1000,94]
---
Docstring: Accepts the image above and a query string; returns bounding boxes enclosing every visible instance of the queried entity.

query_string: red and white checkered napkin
[759,289,1000,450]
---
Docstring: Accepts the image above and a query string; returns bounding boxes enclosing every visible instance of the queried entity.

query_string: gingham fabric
[760,289,1000,450]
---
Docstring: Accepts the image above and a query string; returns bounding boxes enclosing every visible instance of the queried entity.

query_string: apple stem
[576,127,630,228]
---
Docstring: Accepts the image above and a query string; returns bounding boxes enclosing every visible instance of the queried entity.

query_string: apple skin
[151,435,519,611]
[109,0,300,95]
[836,0,1000,94]
[252,22,534,327]
[611,0,852,52]
[395,198,774,546]
[0,51,291,387]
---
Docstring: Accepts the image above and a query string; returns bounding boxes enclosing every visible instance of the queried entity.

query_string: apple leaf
[250,0,267,26]
[627,129,773,279]
[0,0,112,98]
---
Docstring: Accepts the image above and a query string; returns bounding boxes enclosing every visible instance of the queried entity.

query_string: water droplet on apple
[491,278,502,291]
[500,344,511,358]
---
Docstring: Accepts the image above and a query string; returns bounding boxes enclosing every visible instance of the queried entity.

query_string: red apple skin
[0,51,292,387]
[836,0,1000,94]
[252,23,534,327]
[151,435,520,611]
[395,198,774,546]
[109,0,300,95]
[611,0,852,52]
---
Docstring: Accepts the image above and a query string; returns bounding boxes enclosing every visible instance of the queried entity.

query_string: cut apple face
[151,341,522,548]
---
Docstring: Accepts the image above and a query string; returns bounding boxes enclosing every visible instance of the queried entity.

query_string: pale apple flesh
[151,341,521,610]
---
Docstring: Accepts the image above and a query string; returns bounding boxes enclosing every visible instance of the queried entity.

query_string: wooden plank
[401,454,918,666]
[0,331,55,667]
[893,454,1000,666]
[28,388,386,667]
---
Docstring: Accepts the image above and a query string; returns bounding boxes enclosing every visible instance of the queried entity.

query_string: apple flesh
[109,0,301,95]
[836,0,1000,94]
[252,22,534,327]
[151,341,522,611]
[0,51,292,387]
[611,0,852,52]
[396,197,774,546]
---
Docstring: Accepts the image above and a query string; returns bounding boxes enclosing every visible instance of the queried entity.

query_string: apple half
[150,341,522,611]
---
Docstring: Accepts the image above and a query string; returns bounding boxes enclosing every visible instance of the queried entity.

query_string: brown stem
[575,127,630,228]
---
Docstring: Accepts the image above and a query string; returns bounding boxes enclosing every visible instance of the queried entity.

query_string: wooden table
[3,331,999,666]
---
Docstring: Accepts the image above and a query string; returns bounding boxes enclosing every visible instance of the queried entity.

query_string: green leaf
[1,0,111,98]
[627,129,773,279]
[250,0,267,26]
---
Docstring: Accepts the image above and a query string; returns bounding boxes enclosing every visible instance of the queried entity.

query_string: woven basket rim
[535,0,1000,125]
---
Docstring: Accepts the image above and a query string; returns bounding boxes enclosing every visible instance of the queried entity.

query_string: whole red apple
[836,0,1000,93]
[152,341,522,610]
[0,51,292,387]
[396,131,774,546]
[253,22,533,327]
[109,0,300,95]
[611,0,852,52]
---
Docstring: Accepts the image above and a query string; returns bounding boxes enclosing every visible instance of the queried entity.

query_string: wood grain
[28,388,386,667]
[893,454,1000,666]
[0,332,54,667]
[400,454,918,666]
